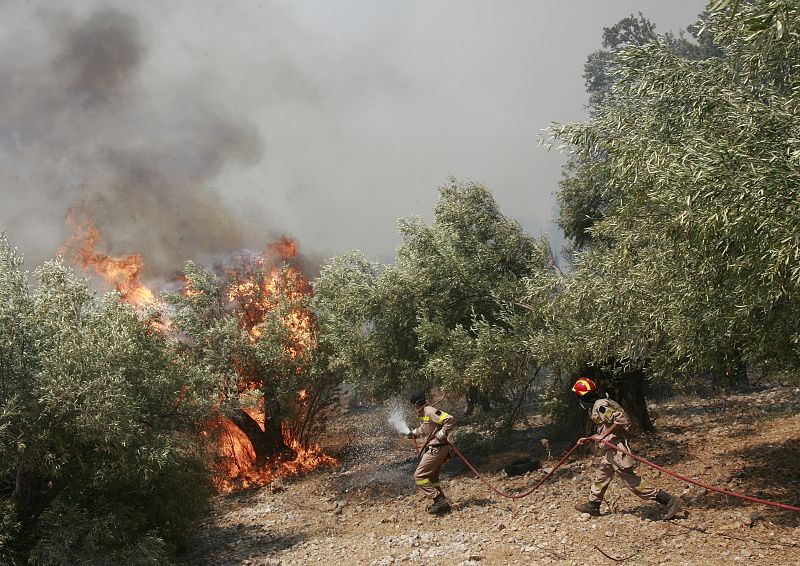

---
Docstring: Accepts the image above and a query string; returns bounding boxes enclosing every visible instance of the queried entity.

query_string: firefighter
[572,378,682,520]
[405,390,454,514]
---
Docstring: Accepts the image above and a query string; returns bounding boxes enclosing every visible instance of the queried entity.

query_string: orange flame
[267,236,298,260]
[213,418,257,483]
[212,404,338,493]
[59,218,331,492]
[225,245,314,353]
[62,209,155,306]
[209,242,331,492]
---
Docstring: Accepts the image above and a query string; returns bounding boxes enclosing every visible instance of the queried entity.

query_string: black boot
[574,500,601,516]
[426,493,451,515]
[655,490,682,520]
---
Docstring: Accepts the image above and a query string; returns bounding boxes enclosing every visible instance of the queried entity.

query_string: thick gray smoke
[1,2,708,277]
[0,6,264,277]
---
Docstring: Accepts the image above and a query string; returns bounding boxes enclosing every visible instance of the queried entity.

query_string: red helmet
[571,378,597,397]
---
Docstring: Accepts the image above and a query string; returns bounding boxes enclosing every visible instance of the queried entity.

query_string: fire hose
[412,433,579,499]
[596,438,800,512]
[447,441,580,500]
[433,438,800,512]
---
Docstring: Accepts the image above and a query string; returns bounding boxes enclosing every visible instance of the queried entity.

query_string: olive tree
[548,0,800,402]
[560,10,722,250]
[0,232,214,565]
[165,258,340,468]
[315,179,556,417]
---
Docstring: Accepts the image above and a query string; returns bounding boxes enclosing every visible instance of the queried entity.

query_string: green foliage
[164,259,341,454]
[28,504,170,566]
[549,0,800,382]
[312,251,380,385]
[555,155,615,249]
[315,180,557,412]
[0,232,214,564]
[0,499,20,565]
[584,10,723,109]
[561,11,723,250]
[583,13,657,110]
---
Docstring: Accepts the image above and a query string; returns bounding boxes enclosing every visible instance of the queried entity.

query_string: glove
[435,429,447,442]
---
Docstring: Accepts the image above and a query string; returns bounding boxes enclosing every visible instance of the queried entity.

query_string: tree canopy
[550,0,800,385]
[0,233,214,565]
[315,179,556,416]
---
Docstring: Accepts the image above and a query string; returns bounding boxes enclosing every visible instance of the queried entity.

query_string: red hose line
[448,442,581,500]
[597,438,800,512]
[438,439,800,512]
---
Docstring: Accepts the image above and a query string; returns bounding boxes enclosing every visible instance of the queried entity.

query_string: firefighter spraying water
[401,391,454,515]
[389,380,799,524]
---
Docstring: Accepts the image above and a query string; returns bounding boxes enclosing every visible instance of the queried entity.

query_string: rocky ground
[180,386,800,565]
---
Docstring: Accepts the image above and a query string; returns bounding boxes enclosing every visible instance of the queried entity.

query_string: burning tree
[60,210,338,490]
[165,246,340,490]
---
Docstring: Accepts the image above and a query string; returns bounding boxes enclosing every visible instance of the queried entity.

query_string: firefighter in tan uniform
[572,378,682,520]
[406,391,454,514]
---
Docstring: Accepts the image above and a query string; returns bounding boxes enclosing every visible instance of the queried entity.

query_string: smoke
[0,5,265,277]
[0,3,711,278]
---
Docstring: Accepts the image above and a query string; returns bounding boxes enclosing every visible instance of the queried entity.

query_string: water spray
[389,407,411,434]
[388,404,411,435]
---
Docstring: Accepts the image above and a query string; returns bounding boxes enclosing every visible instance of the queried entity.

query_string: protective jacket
[590,397,634,467]
[411,405,454,448]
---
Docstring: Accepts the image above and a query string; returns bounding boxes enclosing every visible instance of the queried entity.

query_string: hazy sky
[0,1,707,278]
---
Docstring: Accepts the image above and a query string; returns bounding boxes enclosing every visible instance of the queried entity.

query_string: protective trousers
[414,444,451,498]
[589,444,659,503]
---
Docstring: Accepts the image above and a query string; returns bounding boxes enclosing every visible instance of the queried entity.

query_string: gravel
[180,386,800,565]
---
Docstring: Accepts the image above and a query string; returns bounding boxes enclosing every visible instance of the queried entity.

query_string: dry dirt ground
[180,386,800,565]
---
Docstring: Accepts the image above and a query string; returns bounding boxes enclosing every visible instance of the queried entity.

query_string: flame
[211,417,257,485]
[59,217,331,492]
[62,209,155,306]
[279,427,339,478]
[267,236,298,259]
[225,245,315,353]
[210,242,331,493]
[212,402,338,493]
[173,273,204,298]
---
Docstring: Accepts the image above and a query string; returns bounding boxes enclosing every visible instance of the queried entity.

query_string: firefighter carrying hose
[405,391,454,514]
[572,378,682,520]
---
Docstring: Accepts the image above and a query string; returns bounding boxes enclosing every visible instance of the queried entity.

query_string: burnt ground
[180,386,800,565]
